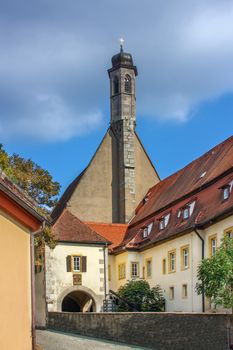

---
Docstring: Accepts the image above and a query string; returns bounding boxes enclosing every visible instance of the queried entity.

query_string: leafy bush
[117,280,165,312]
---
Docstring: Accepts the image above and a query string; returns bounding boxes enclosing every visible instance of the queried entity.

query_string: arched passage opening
[61,290,96,313]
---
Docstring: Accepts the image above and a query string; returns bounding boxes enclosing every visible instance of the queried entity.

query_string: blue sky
[1,0,233,194]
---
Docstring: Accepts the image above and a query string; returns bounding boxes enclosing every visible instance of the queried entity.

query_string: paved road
[36,330,149,350]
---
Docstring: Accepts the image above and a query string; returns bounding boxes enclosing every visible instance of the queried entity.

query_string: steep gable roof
[53,209,110,244]
[85,222,128,251]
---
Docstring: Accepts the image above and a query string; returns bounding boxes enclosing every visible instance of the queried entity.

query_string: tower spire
[119,37,124,52]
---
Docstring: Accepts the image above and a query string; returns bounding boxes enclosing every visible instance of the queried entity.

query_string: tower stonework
[52,48,160,224]
[108,49,138,222]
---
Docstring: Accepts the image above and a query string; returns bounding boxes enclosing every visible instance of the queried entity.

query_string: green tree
[196,236,233,313]
[0,144,60,250]
[0,144,60,210]
[117,280,165,312]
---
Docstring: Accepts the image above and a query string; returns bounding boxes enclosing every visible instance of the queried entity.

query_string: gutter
[194,227,205,313]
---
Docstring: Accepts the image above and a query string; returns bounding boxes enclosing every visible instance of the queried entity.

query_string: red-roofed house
[0,170,45,349]
[36,209,111,315]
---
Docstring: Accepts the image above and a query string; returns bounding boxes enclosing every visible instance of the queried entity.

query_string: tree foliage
[0,144,60,210]
[0,144,60,249]
[196,236,233,312]
[117,280,165,312]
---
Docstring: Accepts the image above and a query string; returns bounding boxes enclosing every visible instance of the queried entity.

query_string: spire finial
[119,37,124,52]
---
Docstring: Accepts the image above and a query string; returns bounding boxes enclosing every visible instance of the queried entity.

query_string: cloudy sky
[1,0,233,191]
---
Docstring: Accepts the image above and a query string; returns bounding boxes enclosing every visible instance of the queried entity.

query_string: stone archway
[57,286,98,313]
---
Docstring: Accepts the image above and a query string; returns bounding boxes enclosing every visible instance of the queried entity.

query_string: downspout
[103,243,108,299]
[194,227,205,313]
[30,231,36,350]
[30,226,44,350]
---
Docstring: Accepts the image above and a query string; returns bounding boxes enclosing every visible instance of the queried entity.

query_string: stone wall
[48,312,233,350]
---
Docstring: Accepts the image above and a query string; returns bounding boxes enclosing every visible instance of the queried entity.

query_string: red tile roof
[53,209,110,244]
[114,136,233,253]
[85,222,128,251]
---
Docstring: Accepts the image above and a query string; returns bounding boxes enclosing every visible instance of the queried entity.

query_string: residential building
[0,170,44,350]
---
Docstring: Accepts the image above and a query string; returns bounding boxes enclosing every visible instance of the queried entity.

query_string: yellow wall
[0,209,32,350]
[109,215,233,312]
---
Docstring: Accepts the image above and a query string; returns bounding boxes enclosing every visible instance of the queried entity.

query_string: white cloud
[0,0,233,141]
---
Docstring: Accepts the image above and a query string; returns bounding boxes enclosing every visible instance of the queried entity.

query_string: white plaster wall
[45,243,108,312]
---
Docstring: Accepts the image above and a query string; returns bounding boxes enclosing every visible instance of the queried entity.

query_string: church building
[37,45,233,320]
[52,43,159,224]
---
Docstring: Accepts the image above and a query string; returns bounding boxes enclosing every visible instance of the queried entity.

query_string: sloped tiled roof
[113,136,233,253]
[85,222,128,251]
[53,209,110,244]
[132,136,233,225]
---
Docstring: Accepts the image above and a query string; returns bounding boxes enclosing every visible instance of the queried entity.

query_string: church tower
[52,44,160,224]
[108,41,138,222]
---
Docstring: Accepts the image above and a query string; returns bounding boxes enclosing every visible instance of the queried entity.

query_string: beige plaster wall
[0,209,32,350]
[69,132,113,223]
[68,131,159,223]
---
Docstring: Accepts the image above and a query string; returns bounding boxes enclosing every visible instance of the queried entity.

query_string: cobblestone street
[36,330,150,350]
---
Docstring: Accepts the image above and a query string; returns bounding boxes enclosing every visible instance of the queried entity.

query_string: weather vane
[119,37,124,52]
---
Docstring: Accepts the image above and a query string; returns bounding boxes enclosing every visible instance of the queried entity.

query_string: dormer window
[159,218,165,230]
[223,185,230,201]
[142,222,153,238]
[182,201,196,220]
[159,213,170,231]
[183,207,190,220]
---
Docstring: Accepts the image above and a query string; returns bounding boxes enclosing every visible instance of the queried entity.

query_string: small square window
[169,287,174,300]
[182,284,188,298]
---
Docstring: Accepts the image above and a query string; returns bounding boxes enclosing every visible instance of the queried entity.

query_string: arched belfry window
[124,74,131,93]
[114,76,119,95]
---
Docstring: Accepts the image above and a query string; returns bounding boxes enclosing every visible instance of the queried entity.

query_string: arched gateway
[57,286,98,313]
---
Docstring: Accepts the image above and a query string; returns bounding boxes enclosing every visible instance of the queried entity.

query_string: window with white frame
[131,262,139,278]
[159,213,170,230]
[209,235,217,257]
[182,201,196,220]
[168,250,176,273]
[73,256,81,272]
[181,245,189,270]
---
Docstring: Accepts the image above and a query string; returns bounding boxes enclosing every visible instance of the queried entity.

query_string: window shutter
[81,256,87,272]
[66,255,72,272]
